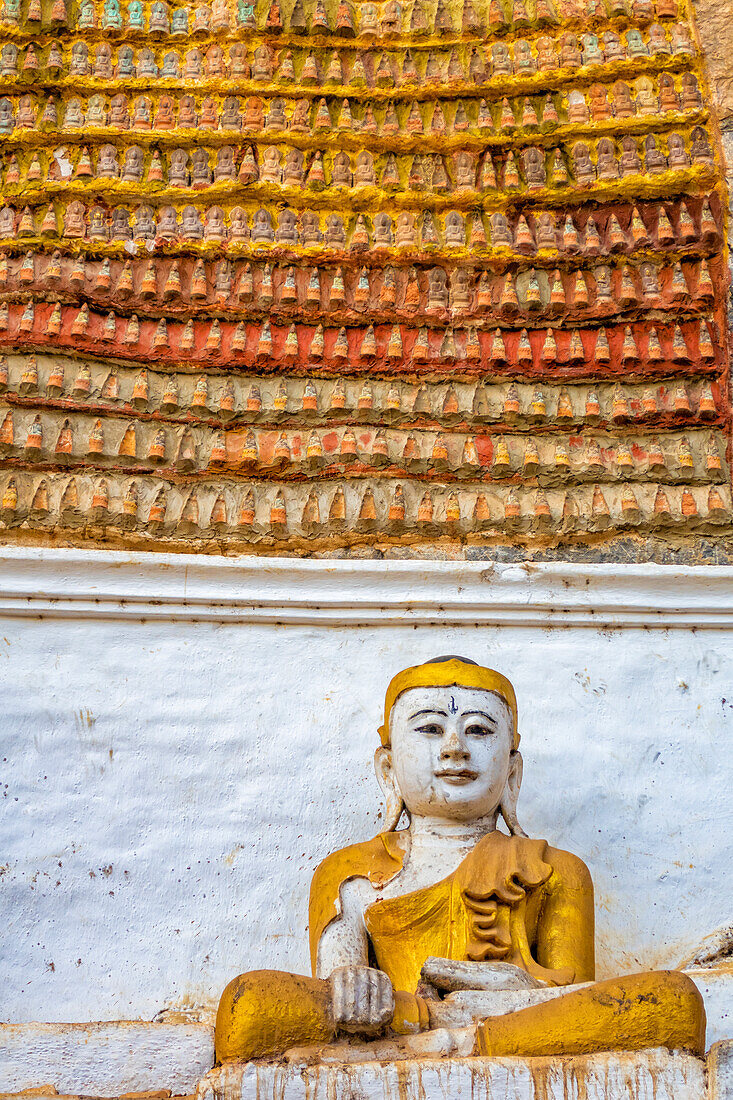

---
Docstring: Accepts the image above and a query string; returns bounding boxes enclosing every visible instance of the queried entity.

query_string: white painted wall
[0,552,732,1025]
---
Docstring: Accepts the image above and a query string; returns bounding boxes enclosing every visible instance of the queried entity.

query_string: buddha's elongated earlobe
[374,746,405,831]
[500,750,527,837]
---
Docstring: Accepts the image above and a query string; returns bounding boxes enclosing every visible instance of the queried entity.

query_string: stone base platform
[196,1049,705,1100]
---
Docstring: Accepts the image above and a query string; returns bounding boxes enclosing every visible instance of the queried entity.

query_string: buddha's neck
[386,813,499,894]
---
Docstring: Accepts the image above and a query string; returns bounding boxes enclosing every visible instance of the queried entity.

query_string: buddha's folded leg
[215,971,335,1062]
[476,971,705,1059]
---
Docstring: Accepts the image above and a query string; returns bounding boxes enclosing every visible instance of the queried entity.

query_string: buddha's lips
[434,768,479,784]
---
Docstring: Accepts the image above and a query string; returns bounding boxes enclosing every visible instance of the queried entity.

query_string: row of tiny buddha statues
[0,85,704,139]
[2,130,707,189]
[0,25,695,82]
[0,188,716,254]
[13,0,685,37]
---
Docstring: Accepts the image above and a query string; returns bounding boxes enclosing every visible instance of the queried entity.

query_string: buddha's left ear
[500,750,527,838]
[374,746,405,832]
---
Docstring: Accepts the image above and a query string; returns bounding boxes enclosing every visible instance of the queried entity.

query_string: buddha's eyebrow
[410,709,448,720]
[461,711,497,725]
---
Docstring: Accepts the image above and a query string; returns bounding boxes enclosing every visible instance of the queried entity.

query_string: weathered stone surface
[0,1022,214,1097]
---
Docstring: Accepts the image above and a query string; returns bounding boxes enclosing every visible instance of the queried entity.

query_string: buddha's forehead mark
[449,695,458,715]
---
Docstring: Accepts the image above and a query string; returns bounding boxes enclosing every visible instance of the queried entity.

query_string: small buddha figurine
[215,659,705,1065]
[588,83,611,121]
[290,99,311,132]
[116,45,134,76]
[191,147,211,186]
[162,51,180,77]
[572,142,595,184]
[691,126,714,165]
[513,39,535,73]
[681,72,702,109]
[252,43,274,81]
[581,32,603,64]
[184,48,202,77]
[265,98,286,130]
[325,213,345,247]
[381,0,401,31]
[168,148,189,185]
[157,206,178,239]
[0,206,14,237]
[332,151,352,188]
[221,97,242,130]
[215,147,236,181]
[109,93,130,128]
[0,96,13,132]
[536,36,558,69]
[63,199,86,237]
[644,134,667,174]
[244,98,264,130]
[566,90,588,124]
[0,42,18,75]
[121,145,144,182]
[199,97,218,129]
[205,43,225,77]
[17,95,37,128]
[490,41,512,75]
[355,152,376,187]
[559,33,582,67]
[171,7,188,32]
[596,138,620,180]
[237,0,255,25]
[281,149,303,186]
[63,98,84,128]
[648,22,670,53]
[536,212,557,249]
[658,73,680,112]
[640,262,660,298]
[154,94,176,129]
[454,151,475,189]
[110,206,131,239]
[373,213,393,246]
[230,207,249,241]
[612,81,635,118]
[444,211,465,247]
[635,76,658,116]
[602,30,625,61]
[229,44,249,77]
[300,210,322,245]
[205,206,227,241]
[127,0,144,27]
[251,208,274,242]
[360,0,378,31]
[620,135,643,176]
[98,144,119,178]
[670,23,692,54]
[260,147,282,184]
[89,206,108,239]
[211,0,229,28]
[490,211,512,247]
[94,42,113,77]
[181,205,203,240]
[625,28,648,56]
[275,209,298,243]
[133,96,152,128]
[667,132,689,168]
[192,2,210,30]
[523,147,546,188]
[133,205,155,240]
[77,0,95,25]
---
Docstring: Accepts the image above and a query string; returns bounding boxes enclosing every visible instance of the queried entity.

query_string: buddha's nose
[440,728,470,760]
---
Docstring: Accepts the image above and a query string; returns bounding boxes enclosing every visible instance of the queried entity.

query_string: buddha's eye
[466,723,492,737]
[416,723,443,736]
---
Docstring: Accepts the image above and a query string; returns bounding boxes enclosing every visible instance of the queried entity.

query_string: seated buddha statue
[216,657,705,1064]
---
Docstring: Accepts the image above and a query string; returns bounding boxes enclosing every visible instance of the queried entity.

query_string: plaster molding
[0,547,732,627]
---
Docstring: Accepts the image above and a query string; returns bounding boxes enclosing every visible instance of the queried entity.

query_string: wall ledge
[1,547,733,628]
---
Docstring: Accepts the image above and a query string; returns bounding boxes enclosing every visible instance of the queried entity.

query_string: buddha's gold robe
[215,830,704,1063]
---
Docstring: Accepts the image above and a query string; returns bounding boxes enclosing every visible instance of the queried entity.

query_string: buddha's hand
[329,965,395,1035]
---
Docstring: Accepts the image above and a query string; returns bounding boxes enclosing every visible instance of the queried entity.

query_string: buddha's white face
[381,685,517,824]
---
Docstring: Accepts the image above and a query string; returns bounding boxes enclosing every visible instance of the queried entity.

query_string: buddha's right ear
[374,746,405,832]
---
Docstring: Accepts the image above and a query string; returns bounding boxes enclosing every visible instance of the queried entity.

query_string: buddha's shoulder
[543,842,594,889]
[311,832,404,894]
